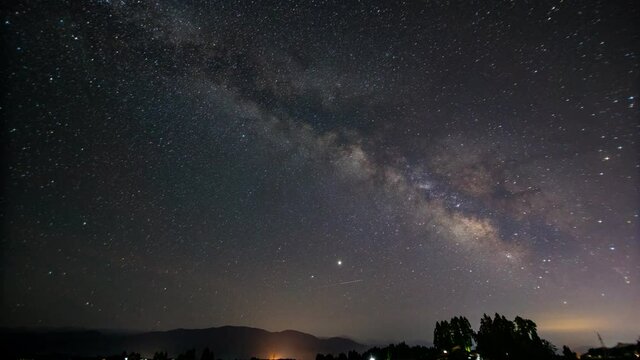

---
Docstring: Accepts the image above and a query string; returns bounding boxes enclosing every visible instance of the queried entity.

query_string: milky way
[2,0,638,348]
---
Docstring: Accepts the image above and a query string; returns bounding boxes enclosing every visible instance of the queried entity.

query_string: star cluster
[2,0,638,348]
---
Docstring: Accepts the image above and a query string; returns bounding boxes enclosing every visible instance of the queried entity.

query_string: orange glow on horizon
[538,315,610,332]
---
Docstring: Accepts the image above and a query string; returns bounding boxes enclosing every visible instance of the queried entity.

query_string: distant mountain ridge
[1,325,367,360]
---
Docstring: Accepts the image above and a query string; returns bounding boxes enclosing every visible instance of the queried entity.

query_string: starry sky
[2,0,639,349]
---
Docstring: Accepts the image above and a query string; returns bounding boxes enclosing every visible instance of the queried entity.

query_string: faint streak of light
[338,279,364,285]
[316,279,364,289]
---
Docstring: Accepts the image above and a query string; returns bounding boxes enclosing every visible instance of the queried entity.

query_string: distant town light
[370,356,375,360]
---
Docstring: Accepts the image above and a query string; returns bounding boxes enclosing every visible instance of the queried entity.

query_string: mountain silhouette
[1,325,367,360]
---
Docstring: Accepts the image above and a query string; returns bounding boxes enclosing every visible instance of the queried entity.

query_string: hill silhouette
[1,325,367,360]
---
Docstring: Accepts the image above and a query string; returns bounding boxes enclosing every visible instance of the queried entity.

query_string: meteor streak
[317,279,364,289]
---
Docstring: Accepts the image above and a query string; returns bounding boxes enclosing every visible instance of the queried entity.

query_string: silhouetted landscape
[1,325,365,360]
[3,314,639,360]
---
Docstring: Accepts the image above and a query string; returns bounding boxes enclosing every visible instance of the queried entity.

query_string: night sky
[2,0,639,349]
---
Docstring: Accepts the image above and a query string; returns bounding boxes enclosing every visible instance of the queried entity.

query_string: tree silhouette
[177,348,196,360]
[451,316,474,352]
[434,320,453,351]
[347,350,360,360]
[475,313,555,360]
[562,345,578,359]
[434,316,474,353]
[201,347,215,360]
[153,351,168,360]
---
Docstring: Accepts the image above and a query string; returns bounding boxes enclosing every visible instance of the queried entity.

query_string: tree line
[317,313,637,360]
